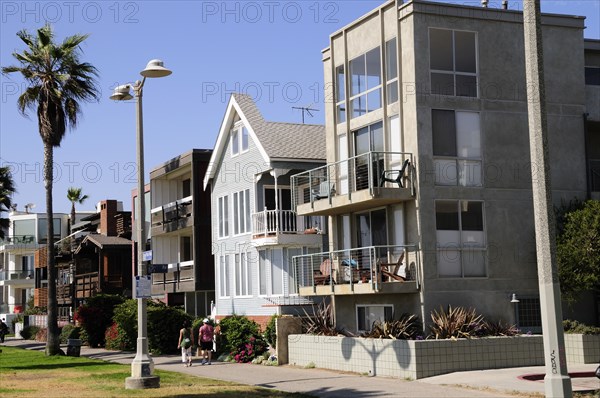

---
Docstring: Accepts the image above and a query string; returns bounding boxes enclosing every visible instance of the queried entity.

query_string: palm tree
[2,25,99,355]
[0,167,16,240]
[67,187,88,232]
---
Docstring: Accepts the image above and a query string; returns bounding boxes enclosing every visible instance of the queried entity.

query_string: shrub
[74,294,125,347]
[302,300,341,336]
[219,315,267,362]
[361,313,422,339]
[563,319,600,335]
[59,324,81,343]
[104,322,133,351]
[428,306,485,339]
[264,314,279,348]
[20,325,40,340]
[482,320,520,337]
[35,328,48,342]
[112,299,192,354]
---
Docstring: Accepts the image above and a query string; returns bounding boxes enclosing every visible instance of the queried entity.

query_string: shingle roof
[232,93,326,161]
[84,234,132,248]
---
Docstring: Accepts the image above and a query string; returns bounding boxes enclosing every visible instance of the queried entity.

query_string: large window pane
[386,38,397,80]
[336,65,345,101]
[231,129,239,155]
[259,250,268,295]
[435,159,458,185]
[337,104,346,123]
[430,28,453,71]
[431,73,455,96]
[351,95,366,118]
[38,218,61,244]
[456,112,481,157]
[272,249,283,295]
[458,160,482,187]
[455,31,477,73]
[241,127,249,151]
[350,54,366,96]
[354,126,370,155]
[387,81,398,103]
[233,192,239,235]
[456,75,477,97]
[437,249,461,277]
[14,219,35,240]
[432,110,457,156]
[367,89,381,112]
[365,47,381,90]
[371,121,384,152]
[436,201,459,230]
[461,201,483,231]
[463,250,486,277]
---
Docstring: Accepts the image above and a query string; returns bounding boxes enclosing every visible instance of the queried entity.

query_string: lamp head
[109,84,133,101]
[510,293,520,303]
[140,59,172,78]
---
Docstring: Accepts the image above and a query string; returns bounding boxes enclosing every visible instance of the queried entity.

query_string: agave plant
[428,305,485,339]
[361,313,421,340]
[483,320,520,336]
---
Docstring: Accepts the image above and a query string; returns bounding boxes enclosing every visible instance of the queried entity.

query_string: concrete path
[2,338,598,397]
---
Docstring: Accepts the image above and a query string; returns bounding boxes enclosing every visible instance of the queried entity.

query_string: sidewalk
[2,338,598,397]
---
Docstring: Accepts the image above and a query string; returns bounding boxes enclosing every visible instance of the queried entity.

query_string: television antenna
[292,105,319,124]
[25,203,36,213]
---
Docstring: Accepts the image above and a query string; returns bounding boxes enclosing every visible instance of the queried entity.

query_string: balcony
[150,196,193,235]
[291,152,414,216]
[293,244,420,296]
[0,270,34,287]
[251,209,324,246]
[0,235,38,252]
[75,272,99,299]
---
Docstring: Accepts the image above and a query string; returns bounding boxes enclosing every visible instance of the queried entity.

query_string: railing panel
[251,210,307,236]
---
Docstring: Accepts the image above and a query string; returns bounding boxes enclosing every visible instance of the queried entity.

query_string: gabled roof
[75,234,132,253]
[203,93,325,189]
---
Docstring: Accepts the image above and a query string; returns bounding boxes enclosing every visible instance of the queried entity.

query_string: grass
[0,346,310,397]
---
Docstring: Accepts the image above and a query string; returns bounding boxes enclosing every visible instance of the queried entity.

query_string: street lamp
[110,59,172,390]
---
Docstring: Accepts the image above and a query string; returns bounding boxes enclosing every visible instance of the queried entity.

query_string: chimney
[100,200,118,236]
[502,0,508,10]
[481,0,488,7]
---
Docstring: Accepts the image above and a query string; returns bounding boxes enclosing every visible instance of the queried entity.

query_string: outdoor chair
[378,252,406,282]
[312,181,335,200]
[314,258,334,285]
[379,159,410,188]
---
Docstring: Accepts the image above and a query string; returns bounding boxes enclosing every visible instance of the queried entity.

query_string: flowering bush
[232,335,267,363]
[104,322,133,351]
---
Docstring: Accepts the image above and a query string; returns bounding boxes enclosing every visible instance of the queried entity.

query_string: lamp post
[110,59,172,390]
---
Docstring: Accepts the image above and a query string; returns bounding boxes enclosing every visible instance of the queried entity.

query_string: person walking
[177,320,194,367]
[198,318,214,365]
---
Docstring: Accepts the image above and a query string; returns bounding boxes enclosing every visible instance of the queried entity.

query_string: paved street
[3,338,598,397]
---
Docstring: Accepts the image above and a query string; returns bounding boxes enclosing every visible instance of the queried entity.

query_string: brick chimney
[100,200,118,236]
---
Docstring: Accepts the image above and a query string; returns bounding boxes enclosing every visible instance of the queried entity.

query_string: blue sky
[1,0,599,214]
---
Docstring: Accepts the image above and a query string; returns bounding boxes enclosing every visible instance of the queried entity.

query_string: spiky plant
[482,320,520,336]
[361,313,422,340]
[302,300,338,336]
[428,305,485,339]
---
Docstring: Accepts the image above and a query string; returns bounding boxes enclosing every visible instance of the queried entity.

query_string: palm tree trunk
[44,141,60,355]
[70,203,76,234]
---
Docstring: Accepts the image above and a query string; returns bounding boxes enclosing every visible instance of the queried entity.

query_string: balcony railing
[251,209,314,237]
[291,151,414,210]
[293,244,420,293]
[0,270,34,281]
[150,196,193,230]
[0,235,36,245]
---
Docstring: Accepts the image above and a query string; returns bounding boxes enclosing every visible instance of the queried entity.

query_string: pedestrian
[0,318,9,343]
[198,318,214,365]
[177,320,194,367]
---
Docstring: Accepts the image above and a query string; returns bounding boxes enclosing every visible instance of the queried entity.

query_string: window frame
[349,46,383,119]
[435,199,487,278]
[429,28,479,98]
[233,189,251,236]
[219,255,231,298]
[234,252,252,297]
[217,195,229,239]
[432,109,483,187]
[231,124,249,157]
[385,37,399,104]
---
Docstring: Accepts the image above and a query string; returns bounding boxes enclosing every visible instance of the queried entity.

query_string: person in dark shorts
[198,318,214,365]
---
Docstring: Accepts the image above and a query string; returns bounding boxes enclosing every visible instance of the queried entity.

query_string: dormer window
[231,124,249,156]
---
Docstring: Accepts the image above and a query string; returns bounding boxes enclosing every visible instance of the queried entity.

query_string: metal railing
[0,235,36,245]
[150,196,193,228]
[293,244,420,292]
[251,209,312,237]
[0,270,33,281]
[291,151,414,210]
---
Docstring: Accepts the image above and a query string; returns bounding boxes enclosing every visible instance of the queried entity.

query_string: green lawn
[0,346,310,397]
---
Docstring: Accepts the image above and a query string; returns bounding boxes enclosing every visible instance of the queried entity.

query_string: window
[287,248,302,295]
[37,218,62,244]
[429,28,477,97]
[271,249,284,295]
[235,253,252,297]
[182,179,191,198]
[353,121,384,190]
[350,47,382,118]
[385,38,398,103]
[231,125,249,156]
[218,196,229,238]
[219,255,230,297]
[516,297,542,333]
[336,65,346,123]
[585,66,600,86]
[357,305,393,332]
[436,200,486,278]
[233,189,251,235]
[181,236,192,262]
[259,250,268,296]
[432,110,482,186]
[13,219,35,242]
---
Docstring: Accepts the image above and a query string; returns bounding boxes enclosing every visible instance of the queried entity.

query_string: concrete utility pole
[522,1,572,397]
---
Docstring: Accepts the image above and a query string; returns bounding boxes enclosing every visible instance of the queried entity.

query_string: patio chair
[313,181,336,200]
[314,258,334,285]
[379,159,410,188]
[379,252,406,282]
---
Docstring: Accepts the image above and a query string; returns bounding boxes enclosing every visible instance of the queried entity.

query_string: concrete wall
[288,334,597,379]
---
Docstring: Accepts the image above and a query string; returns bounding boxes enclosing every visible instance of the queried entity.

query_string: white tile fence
[288,334,599,379]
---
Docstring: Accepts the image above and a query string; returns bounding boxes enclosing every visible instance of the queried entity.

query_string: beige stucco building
[291,0,599,333]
